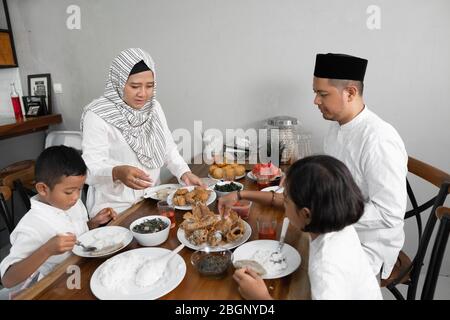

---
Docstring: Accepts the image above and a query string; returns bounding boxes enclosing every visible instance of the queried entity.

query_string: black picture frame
[27,73,51,114]
[22,96,48,117]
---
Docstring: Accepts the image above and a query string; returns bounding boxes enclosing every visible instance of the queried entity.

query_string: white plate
[90,247,186,300]
[246,171,284,181]
[177,220,252,252]
[167,186,217,210]
[208,173,246,180]
[232,240,301,279]
[72,226,133,258]
[143,184,181,201]
[260,186,284,193]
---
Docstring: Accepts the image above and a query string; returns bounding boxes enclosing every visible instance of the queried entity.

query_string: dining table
[14,164,311,300]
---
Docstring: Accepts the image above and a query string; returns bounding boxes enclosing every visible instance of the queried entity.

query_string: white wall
[4,0,450,276]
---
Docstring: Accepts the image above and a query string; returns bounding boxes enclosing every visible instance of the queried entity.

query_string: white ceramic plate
[208,173,246,180]
[232,240,301,279]
[167,186,216,210]
[143,184,181,201]
[72,226,133,258]
[260,186,284,193]
[246,171,284,181]
[90,247,186,300]
[177,220,252,252]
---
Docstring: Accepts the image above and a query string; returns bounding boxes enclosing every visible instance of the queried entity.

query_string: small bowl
[231,200,252,220]
[191,248,233,278]
[213,181,244,198]
[129,215,170,246]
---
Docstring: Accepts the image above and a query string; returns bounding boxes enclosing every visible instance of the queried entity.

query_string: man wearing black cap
[313,53,408,280]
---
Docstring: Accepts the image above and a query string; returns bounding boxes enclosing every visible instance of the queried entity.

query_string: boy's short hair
[35,145,87,189]
[285,155,364,233]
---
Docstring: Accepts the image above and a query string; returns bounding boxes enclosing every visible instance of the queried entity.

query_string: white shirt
[0,196,89,283]
[324,106,408,279]
[81,102,190,217]
[309,226,383,300]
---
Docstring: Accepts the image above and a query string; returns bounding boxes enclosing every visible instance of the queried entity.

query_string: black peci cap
[314,53,368,81]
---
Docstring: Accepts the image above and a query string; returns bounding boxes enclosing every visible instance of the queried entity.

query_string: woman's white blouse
[81,101,190,216]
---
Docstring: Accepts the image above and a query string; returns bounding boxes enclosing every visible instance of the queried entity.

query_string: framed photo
[27,73,51,114]
[22,96,48,117]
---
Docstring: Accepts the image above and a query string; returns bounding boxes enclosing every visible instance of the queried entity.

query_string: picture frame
[22,95,48,117]
[27,73,51,114]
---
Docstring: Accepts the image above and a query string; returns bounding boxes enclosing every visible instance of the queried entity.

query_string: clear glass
[157,200,176,229]
[256,216,277,240]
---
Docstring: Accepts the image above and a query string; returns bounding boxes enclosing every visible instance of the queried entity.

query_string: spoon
[75,240,97,252]
[270,217,289,264]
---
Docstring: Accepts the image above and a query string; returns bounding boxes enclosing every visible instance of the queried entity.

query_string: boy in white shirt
[0,146,117,290]
[233,155,382,300]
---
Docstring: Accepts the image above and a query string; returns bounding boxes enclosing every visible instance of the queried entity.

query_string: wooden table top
[14,164,310,300]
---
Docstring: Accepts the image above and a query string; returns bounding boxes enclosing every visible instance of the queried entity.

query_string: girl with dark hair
[233,155,382,299]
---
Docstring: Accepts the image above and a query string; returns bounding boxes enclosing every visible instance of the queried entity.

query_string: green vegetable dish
[214,182,242,192]
[132,218,169,234]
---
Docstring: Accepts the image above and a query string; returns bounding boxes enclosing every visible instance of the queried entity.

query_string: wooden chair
[0,186,13,233]
[420,206,450,300]
[2,163,36,222]
[381,156,450,300]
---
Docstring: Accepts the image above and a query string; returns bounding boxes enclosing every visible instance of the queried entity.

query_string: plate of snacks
[144,184,181,201]
[208,162,246,180]
[167,186,216,210]
[177,204,251,251]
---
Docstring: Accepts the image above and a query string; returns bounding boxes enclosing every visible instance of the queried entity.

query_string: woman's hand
[217,191,239,215]
[181,171,206,187]
[112,165,153,189]
[44,233,77,256]
[233,268,273,300]
[89,207,118,229]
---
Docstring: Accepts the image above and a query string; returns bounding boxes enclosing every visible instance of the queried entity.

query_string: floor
[381,274,450,300]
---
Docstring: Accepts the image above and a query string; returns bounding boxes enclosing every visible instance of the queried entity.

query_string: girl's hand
[112,165,153,189]
[233,267,272,300]
[89,207,118,228]
[181,172,206,187]
[217,191,239,216]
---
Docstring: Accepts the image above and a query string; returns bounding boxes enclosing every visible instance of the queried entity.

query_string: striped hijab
[81,48,166,168]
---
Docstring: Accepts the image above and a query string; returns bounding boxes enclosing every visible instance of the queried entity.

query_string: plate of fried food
[208,162,246,180]
[177,204,251,252]
[167,186,216,210]
[143,184,181,201]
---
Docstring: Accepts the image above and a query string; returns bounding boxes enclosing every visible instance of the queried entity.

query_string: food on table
[84,228,128,253]
[214,182,242,192]
[172,186,212,206]
[233,259,267,276]
[251,249,287,275]
[252,162,281,180]
[132,218,169,234]
[195,253,230,276]
[209,162,246,179]
[180,204,246,247]
[153,186,177,200]
[97,251,167,293]
[231,200,252,220]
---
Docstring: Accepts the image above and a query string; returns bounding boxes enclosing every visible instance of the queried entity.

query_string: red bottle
[10,83,23,120]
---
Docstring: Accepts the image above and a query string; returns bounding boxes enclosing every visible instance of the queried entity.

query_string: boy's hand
[89,207,118,228]
[233,267,273,300]
[112,165,153,189]
[44,233,77,255]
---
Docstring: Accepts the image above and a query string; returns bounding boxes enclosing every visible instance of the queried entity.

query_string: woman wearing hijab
[81,48,203,216]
